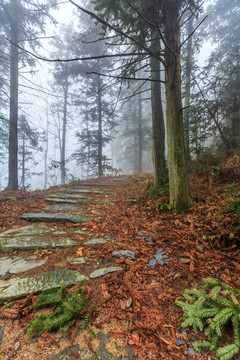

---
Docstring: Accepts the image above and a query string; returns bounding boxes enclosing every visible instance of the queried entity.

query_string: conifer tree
[0,0,57,190]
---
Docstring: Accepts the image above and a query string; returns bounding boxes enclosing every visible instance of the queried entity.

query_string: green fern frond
[216,344,240,360]
[230,293,240,306]
[198,308,219,318]
[27,282,95,338]
[176,278,240,360]
[194,340,211,352]
[31,286,66,310]
[209,285,221,300]
[203,278,222,289]
[211,308,235,330]
[232,315,240,347]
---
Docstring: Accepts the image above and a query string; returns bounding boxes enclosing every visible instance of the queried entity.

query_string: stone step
[45,197,80,204]
[0,269,88,304]
[89,267,123,279]
[60,188,104,194]
[83,237,111,247]
[51,193,87,199]
[73,182,109,187]
[0,225,65,238]
[0,255,46,277]
[43,204,82,212]
[20,213,90,224]
[0,235,77,253]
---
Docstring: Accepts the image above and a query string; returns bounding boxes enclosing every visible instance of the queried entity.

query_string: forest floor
[0,166,240,360]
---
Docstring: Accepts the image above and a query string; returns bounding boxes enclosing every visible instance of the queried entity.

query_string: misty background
[0,0,238,190]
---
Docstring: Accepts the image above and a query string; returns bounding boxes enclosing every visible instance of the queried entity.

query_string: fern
[27,282,96,337]
[176,278,240,360]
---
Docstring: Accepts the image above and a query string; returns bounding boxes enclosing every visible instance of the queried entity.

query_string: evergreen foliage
[176,278,240,360]
[27,283,96,337]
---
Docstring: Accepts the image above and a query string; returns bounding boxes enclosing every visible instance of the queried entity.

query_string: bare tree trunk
[44,108,49,189]
[163,2,192,212]
[183,14,194,161]
[8,0,19,190]
[21,133,25,188]
[137,91,143,173]
[97,75,103,177]
[150,28,168,186]
[61,83,68,184]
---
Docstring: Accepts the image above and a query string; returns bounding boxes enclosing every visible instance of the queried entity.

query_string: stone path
[0,177,136,359]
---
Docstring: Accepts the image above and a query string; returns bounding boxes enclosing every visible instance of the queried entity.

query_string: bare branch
[5,38,148,62]
[87,71,165,83]
[180,15,208,49]
[125,0,171,65]
[68,0,164,64]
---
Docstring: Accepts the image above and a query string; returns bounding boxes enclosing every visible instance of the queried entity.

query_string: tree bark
[8,0,19,190]
[21,133,25,188]
[97,75,103,177]
[137,91,143,173]
[61,83,68,184]
[150,29,168,186]
[163,2,192,212]
[44,108,49,189]
[183,14,194,161]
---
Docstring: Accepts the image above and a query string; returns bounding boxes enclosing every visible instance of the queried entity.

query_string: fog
[0,0,238,190]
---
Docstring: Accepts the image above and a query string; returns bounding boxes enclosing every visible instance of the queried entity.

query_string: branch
[180,1,206,28]
[5,38,147,62]
[87,71,165,83]
[125,0,170,65]
[120,87,150,103]
[180,15,208,49]
[68,0,163,64]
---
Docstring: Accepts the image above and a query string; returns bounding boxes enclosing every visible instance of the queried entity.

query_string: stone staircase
[0,178,135,360]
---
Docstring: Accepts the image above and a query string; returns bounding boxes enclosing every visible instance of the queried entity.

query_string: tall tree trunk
[137,91,143,173]
[61,83,68,184]
[231,48,240,150]
[21,133,25,188]
[44,108,49,189]
[183,14,194,161]
[97,75,103,177]
[86,107,90,178]
[8,0,19,190]
[150,29,168,186]
[163,3,192,212]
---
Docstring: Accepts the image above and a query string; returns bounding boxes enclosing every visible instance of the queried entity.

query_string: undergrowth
[27,282,96,337]
[145,181,171,211]
[224,183,240,230]
[176,278,240,360]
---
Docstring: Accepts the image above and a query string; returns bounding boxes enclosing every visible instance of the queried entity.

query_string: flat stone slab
[112,250,136,260]
[67,257,86,265]
[0,225,65,238]
[75,182,109,187]
[20,213,90,224]
[0,255,46,277]
[90,267,123,279]
[0,236,78,253]
[61,188,104,194]
[45,198,80,204]
[51,193,87,200]
[0,269,89,304]
[83,237,110,247]
[43,204,82,212]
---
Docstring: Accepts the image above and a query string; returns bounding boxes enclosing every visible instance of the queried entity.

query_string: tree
[18,115,42,188]
[115,83,152,174]
[188,0,240,156]
[0,0,57,190]
[76,0,196,211]
[90,0,168,186]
